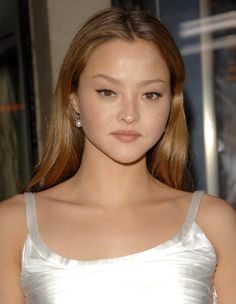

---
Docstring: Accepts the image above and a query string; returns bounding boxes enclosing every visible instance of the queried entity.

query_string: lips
[111,130,141,142]
[111,130,141,136]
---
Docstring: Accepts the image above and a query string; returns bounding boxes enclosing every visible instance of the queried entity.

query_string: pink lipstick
[111,130,141,143]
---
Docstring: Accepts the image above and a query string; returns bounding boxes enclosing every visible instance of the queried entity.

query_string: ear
[69,93,80,113]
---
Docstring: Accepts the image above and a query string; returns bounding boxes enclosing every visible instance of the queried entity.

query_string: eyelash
[143,92,162,101]
[96,89,116,97]
[96,89,162,101]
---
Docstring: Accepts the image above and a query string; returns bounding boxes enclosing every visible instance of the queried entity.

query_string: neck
[70,143,157,208]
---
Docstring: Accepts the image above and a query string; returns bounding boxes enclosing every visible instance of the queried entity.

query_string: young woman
[0,7,235,304]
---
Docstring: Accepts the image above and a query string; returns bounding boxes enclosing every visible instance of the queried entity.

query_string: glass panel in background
[211,0,236,207]
[159,0,236,207]
[0,0,36,201]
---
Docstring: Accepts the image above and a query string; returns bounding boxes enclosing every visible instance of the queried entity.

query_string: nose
[118,98,140,125]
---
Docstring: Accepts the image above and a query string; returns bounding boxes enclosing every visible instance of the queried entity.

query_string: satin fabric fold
[21,191,217,304]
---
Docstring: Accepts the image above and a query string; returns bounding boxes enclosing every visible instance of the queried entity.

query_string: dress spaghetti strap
[23,192,39,244]
[186,191,204,224]
[20,190,217,304]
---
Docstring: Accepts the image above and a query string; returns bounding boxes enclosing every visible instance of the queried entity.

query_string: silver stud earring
[75,113,82,128]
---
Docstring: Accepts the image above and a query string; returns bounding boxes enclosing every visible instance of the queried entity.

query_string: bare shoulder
[0,194,27,256]
[0,195,27,302]
[0,194,26,227]
[197,193,236,255]
[0,193,25,208]
[199,193,235,218]
[198,193,236,230]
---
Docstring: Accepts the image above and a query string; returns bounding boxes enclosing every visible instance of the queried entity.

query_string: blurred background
[0,0,235,207]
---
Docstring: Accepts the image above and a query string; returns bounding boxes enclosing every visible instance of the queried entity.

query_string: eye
[96,89,117,97]
[143,92,162,101]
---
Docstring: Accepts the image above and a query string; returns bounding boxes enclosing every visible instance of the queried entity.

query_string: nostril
[124,116,136,124]
[118,105,140,124]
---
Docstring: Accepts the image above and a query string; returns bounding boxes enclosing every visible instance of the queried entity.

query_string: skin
[73,38,171,166]
[0,39,236,303]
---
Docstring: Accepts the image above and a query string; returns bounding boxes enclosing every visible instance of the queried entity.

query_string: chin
[108,152,146,166]
[86,137,149,165]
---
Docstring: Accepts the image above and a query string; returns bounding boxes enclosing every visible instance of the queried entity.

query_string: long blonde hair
[25,7,194,192]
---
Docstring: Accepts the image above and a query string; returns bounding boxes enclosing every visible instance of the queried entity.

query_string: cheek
[151,103,171,126]
[145,106,170,139]
[80,102,109,134]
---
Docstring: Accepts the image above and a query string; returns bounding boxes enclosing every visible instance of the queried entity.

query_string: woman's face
[71,38,171,164]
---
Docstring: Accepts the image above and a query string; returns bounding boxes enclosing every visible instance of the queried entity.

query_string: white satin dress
[21,191,217,304]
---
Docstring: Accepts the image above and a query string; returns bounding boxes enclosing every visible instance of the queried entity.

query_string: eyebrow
[92,73,167,85]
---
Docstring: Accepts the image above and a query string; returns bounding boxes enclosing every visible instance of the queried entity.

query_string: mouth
[111,130,141,143]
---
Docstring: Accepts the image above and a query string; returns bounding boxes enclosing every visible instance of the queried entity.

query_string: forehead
[82,38,169,80]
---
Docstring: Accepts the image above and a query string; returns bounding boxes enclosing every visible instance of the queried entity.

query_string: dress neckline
[24,191,203,266]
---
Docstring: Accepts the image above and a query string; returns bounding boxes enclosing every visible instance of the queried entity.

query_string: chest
[21,225,217,304]
[37,201,185,260]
